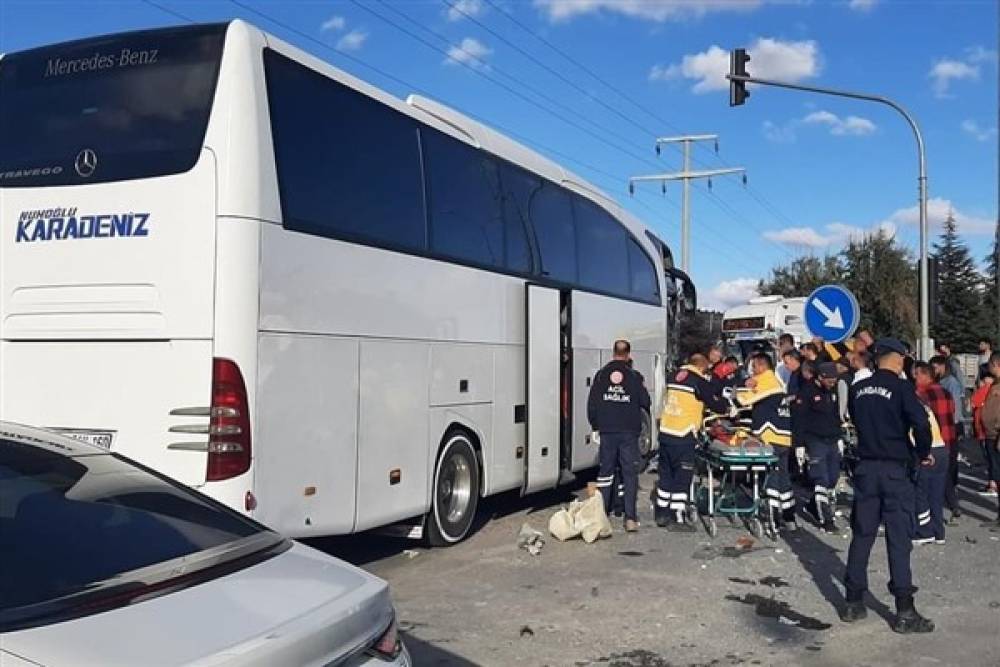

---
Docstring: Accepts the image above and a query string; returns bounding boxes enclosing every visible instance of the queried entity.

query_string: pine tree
[931,212,987,351]
[985,233,999,345]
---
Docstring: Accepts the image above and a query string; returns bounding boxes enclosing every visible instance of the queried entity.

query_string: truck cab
[722,295,806,362]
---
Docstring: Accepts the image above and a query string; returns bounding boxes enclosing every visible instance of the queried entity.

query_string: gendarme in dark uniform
[587,340,650,531]
[842,338,935,633]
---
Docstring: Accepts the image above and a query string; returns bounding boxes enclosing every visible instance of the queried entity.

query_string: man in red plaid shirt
[913,362,955,544]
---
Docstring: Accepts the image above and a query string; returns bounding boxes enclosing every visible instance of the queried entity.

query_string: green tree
[930,212,988,351]
[841,229,918,342]
[984,234,1000,345]
[758,254,843,297]
[678,309,723,362]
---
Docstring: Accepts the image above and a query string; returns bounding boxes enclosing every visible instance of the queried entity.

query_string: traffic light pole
[727,72,931,359]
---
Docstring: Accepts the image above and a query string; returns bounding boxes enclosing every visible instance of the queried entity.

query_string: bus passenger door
[524,284,561,494]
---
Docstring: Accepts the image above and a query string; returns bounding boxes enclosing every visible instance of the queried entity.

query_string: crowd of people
[587,332,1000,634]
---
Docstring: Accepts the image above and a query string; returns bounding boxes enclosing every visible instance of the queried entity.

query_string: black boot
[782,507,799,532]
[770,507,784,532]
[654,508,671,528]
[892,596,934,634]
[840,599,868,623]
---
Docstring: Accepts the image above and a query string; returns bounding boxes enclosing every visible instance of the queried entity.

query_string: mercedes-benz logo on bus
[74,148,98,178]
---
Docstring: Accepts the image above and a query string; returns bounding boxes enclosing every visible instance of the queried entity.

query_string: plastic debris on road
[517,522,545,556]
[548,494,613,543]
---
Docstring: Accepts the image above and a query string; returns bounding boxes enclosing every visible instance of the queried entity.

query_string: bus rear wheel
[425,432,480,546]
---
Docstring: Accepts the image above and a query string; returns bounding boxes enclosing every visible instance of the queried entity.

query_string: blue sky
[2,0,996,310]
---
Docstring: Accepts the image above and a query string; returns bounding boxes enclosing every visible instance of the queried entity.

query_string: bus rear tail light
[206,358,252,482]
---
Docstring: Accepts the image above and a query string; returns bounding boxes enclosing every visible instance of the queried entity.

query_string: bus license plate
[51,428,115,449]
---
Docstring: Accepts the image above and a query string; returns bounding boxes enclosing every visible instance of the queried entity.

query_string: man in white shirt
[775,333,796,385]
[851,350,873,385]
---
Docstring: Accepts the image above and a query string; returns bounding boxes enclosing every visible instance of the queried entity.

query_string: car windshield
[0,434,282,630]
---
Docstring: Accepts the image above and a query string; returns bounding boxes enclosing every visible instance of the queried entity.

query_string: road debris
[548,494,613,543]
[519,625,534,638]
[517,522,545,556]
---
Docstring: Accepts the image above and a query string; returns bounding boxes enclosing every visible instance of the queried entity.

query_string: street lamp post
[727,70,932,359]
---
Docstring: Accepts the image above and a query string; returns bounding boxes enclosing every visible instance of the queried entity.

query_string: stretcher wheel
[708,517,718,538]
[748,517,763,539]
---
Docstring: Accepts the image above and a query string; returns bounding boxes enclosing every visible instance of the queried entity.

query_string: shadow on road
[305,471,592,567]
[784,515,895,629]
[402,632,480,666]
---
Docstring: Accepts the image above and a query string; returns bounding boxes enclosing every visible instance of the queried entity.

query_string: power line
[141,0,193,24]
[441,0,661,139]
[477,0,807,248]
[479,0,676,137]
[350,0,663,170]
[369,1,796,261]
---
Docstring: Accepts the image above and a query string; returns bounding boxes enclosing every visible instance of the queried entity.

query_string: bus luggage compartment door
[524,284,561,494]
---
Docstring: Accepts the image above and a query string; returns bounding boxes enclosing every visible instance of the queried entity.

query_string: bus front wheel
[425,431,480,546]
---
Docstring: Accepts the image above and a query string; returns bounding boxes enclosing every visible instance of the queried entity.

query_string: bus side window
[528,183,576,284]
[263,49,425,253]
[497,163,537,275]
[573,197,629,298]
[423,129,505,268]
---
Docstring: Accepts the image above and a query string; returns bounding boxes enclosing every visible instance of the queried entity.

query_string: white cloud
[761,199,996,254]
[961,119,998,142]
[321,15,346,32]
[848,0,877,11]
[534,0,765,23]
[706,278,761,310]
[336,29,368,52]
[929,59,979,98]
[444,37,493,69]
[651,37,820,94]
[762,120,797,143]
[966,45,999,64]
[802,110,876,136]
[762,227,832,247]
[763,221,895,248]
[763,110,876,141]
[884,197,995,235]
[447,0,485,21]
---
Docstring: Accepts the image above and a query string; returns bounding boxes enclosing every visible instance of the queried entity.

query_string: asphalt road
[309,441,1000,667]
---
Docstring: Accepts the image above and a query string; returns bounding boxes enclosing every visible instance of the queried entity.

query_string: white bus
[0,21,694,544]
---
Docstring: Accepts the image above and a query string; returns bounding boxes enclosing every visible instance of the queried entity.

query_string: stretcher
[691,416,778,539]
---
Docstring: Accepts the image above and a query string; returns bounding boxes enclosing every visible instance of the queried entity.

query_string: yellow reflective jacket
[659,365,731,437]
[736,370,792,447]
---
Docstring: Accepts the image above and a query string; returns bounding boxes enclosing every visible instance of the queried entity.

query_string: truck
[721,296,807,362]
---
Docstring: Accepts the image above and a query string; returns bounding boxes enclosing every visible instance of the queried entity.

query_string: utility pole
[629,134,746,273]
[726,53,933,359]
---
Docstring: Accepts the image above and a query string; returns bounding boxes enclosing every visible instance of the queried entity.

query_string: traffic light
[729,48,750,107]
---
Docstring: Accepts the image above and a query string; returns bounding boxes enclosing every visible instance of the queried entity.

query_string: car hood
[3,542,392,667]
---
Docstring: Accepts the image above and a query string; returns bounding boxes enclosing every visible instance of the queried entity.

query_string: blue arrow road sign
[804,285,860,344]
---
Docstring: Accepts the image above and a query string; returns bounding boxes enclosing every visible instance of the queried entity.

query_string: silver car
[0,422,410,666]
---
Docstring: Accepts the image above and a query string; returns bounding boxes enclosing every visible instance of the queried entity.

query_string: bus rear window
[0,24,226,188]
